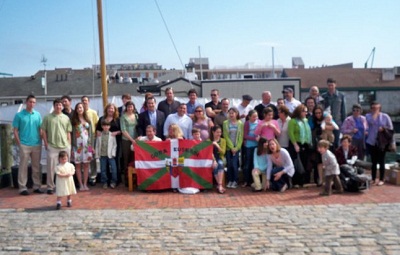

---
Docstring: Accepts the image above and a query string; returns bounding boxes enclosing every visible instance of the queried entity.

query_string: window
[358,91,376,105]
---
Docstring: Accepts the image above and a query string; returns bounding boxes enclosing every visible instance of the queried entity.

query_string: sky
[0,0,399,77]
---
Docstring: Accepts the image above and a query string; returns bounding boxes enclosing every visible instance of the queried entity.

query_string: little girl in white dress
[55,151,77,209]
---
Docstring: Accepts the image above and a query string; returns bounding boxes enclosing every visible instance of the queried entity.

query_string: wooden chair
[127,166,137,192]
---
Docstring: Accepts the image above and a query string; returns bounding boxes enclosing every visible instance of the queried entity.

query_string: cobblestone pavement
[1,203,400,254]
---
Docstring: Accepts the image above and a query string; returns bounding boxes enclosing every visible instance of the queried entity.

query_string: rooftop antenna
[40,55,48,94]
[364,47,375,69]
[40,55,47,71]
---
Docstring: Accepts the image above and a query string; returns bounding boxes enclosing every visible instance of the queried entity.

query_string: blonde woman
[166,124,184,140]
[192,106,214,141]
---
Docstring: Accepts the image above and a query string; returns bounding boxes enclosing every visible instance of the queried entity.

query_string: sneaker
[103,183,108,189]
[280,184,288,193]
[67,200,72,207]
[231,182,238,189]
[47,190,54,195]
[110,183,116,189]
[227,182,233,188]
[20,190,29,196]
[377,181,384,186]
[56,203,61,210]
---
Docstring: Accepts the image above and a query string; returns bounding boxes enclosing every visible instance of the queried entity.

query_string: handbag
[293,153,305,175]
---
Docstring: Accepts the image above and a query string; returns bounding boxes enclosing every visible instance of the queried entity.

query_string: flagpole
[97,0,108,107]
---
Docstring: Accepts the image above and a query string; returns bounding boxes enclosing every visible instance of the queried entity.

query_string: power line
[154,0,185,72]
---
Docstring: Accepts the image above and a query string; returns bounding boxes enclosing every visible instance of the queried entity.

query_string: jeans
[213,159,224,176]
[100,156,117,184]
[244,146,256,184]
[226,150,239,183]
[270,167,288,191]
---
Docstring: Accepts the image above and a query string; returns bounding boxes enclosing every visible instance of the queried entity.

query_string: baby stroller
[339,164,371,192]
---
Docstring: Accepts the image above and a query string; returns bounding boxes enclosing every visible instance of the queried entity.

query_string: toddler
[318,140,343,196]
[55,151,77,209]
[320,113,339,143]
[192,128,202,142]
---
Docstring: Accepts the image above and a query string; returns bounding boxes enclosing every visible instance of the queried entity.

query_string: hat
[242,94,253,101]
[282,88,293,93]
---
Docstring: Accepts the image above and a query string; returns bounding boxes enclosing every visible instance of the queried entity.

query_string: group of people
[12,78,395,208]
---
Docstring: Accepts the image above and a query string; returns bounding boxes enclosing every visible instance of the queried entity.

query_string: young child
[192,128,202,142]
[317,140,343,196]
[320,113,339,143]
[209,126,226,194]
[223,107,244,189]
[251,138,269,192]
[95,120,118,189]
[55,151,77,210]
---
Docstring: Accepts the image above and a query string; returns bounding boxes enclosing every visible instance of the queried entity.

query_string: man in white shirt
[283,88,301,113]
[236,94,253,123]
[163,103,193,139]
[138,125,162,142]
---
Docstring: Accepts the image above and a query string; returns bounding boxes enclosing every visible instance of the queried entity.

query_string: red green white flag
[135,139,213,190]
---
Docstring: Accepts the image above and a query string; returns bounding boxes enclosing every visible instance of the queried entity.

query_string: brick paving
[1,183,400,210]
[1,184,400,254]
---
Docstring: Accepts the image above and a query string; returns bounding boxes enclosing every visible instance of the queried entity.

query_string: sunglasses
[195,110,203,113]
[210,94,217,96]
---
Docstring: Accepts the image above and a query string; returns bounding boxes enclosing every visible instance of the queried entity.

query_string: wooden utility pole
[97,0,108,107]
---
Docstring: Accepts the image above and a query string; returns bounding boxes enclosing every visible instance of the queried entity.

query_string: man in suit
[137,96,166,140]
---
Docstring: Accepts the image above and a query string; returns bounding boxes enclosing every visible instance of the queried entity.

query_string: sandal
[241,182,248,188]
[217,185,225,194]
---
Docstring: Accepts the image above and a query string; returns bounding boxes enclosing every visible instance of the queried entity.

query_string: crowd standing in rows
[12,78,396,208]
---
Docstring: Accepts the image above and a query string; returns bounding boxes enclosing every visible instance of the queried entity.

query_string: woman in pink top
[254,107,280,140]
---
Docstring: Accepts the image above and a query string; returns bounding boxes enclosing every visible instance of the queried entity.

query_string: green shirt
[100,132,109,157]
[288,118,312,145]
[41,113,72,148]
[120,113,138,141]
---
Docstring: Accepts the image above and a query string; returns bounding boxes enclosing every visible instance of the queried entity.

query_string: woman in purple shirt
[365,101,394,186]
